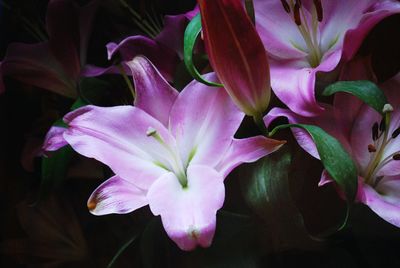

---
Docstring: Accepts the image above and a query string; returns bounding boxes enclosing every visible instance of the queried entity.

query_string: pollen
[87,199,97,211]
[188,226,200,240]
[146,127,157,137]
[368,144,377,153]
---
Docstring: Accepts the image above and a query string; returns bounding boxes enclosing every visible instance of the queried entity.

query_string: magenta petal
[147,165,224,251]
[63,105,173,189]
[1,42,77,98]
[79,64,121,77]
[126,56,178,126]
[216,136,285,177]
[106,36,178,81]
[88,175,148,215]
[169,73,244,167]
[264,106,350,160]
[319,170,334,187]
[42,126,68,152]
[155,14,189,58]
[342,1,400,61]
[253,0,307,60]
[270,50,341,117]
[358,178,400,227]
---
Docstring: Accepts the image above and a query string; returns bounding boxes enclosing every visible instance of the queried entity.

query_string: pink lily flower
[264,73,400,227]
[43,56,284,250]
[199,0,271,117]
[1,0,98,98]
[86,7,199,82]
[254,0,400,116]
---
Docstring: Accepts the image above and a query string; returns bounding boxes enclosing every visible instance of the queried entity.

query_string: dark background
[1,1,400,267]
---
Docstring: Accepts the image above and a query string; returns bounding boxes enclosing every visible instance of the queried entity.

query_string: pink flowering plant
[2,0,400,266]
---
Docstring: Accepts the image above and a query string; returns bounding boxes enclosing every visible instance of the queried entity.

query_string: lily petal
[126,56,178,126]
[341,0,400,61]
[253,0,307,60]
[216,136,286,178]
[264,106,349,160]
[88,175,148,215]
[106,36,178,81]
[63,105,173,189]
[147,164,224,251]
[155,14,190,59]
[169,73,244,167]
[269,50,341,117]
[358,177,400,227]
[42,126,68,152]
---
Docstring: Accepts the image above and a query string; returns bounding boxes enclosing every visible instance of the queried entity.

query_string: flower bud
[199,0,271,117]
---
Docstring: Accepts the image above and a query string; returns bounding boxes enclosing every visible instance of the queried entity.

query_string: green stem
[107,231,140,268]
[253,113,269,136]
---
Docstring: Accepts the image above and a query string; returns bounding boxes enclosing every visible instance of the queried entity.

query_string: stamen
[293,1,302,25]
[313,0,323,22]
[372,122,379,141]
[368,144,377,153]
[280,0,291,13]
[146,127,157,137]
[379,117,386,132]
[383,103,394,113]
[392,127,400,139]
[146,127,188,188]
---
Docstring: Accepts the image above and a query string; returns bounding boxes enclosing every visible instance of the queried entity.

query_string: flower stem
[253,113,268,136]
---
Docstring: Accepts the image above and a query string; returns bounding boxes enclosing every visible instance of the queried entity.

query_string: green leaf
[183,13,223,87]
[107,228,141,268]
[239,148,316,249]
[323,80,388,114]
[268,124,357,232]
[270,124,358,204]
[140,218,166,268]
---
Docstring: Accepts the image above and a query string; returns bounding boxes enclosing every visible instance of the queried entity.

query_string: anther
[393,153,400,160]
[313,0,323,22]
[294,1,302,25]
[280,0,291,13]
[392,127,400,139]
[368,144,377,153]
[146,127,164,145]
[379,117,386,132]
[383,103,394,113]
[372,122,379,141]
[146,127,157,137]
